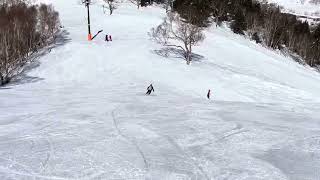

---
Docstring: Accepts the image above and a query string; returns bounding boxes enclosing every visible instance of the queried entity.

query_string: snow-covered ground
[1,0,320,179]
[265,0,320,18]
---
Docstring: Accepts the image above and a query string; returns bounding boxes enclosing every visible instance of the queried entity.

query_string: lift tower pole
[85,0,92,41]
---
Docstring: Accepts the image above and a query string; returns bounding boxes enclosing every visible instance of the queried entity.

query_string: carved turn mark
[111,109,149,171]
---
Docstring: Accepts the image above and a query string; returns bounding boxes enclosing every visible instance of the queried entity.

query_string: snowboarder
[146,84,154,95]
[207,89,211,99]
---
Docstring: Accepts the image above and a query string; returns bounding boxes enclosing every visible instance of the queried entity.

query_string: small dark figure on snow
[105,35,112,41]
[207,89,211,99]
[146,84,154,95]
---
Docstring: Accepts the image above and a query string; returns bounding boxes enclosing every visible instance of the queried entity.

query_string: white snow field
[1,0,320,179]
[265,0,320,18]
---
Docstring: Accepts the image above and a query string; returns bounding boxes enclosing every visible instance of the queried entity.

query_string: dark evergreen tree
[252,32,261,44]
[230,10,247,35]
[173,0,213,27]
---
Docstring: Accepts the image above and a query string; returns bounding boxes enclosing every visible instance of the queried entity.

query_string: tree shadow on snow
[153,47,204,62]
[0,87,12,90]
[8,61,44,87]
[5,30,71,88]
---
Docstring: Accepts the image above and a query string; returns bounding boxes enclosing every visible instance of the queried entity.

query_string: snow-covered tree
[129,0,140,9]
[151,12,205,65]
[103,0,118,15]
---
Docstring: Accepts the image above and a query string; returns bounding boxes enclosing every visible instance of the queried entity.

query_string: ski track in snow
[165,136,210,180]
[111,108,150,171]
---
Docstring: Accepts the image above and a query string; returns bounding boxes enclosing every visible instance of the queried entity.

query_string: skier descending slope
[207,89,211,99]
[146,84,154,95]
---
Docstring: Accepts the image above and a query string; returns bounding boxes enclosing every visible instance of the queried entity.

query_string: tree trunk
[109,3,113,15]
[184,42,191,65]
[186,50,191,65]
[186,56,191,65]
[0,74,3,86]
[187,42,192,65]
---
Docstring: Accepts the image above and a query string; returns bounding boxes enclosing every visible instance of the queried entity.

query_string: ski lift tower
[84,0,92,41]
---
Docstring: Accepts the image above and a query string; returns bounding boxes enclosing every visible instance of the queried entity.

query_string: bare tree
[151,12,205,65]
[129,0,140,9]
[0,2,60,86]
[163,0,173,13]
[38,4,60,43]
[210,1,228,27]
[103,0,118,15]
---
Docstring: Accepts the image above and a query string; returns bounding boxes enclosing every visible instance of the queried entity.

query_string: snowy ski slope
[0,0,320,179]
[266,0,320,18]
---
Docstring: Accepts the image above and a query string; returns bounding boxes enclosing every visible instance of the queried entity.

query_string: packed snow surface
[1,0,320,179]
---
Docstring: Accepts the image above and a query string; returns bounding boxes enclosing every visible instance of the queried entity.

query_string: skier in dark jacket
[146,84,154,95]
[105,35,112,41]
[207,89,211,99]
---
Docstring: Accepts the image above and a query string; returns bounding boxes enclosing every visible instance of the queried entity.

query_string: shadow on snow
[153,47,204,63]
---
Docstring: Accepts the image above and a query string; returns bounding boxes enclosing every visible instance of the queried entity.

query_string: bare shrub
[0,2,60,85]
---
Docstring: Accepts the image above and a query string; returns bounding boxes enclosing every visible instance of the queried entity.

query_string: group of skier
[146,84,212,99]
[105,34,112,42]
